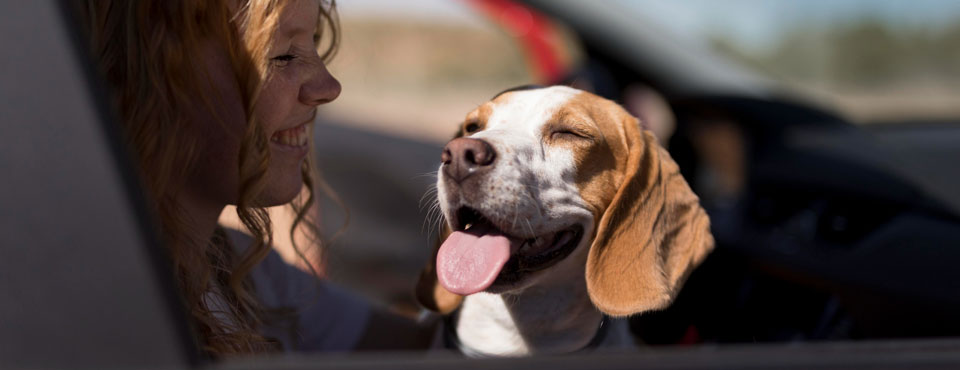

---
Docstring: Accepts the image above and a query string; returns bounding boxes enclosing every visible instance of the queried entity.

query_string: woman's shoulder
[220,226,372,351]
[220,227,309,300]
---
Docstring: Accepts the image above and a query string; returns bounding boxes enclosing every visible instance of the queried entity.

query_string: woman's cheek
[256,74,294,130]
[255,102,276,132]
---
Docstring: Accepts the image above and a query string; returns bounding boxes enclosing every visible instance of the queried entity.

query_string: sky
[336,0,960,51]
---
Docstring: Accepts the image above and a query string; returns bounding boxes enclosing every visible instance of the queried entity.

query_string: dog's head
[416,86,714,317]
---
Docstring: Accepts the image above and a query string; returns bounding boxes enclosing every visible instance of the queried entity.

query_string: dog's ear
[415,224,463,314]
[585,116,714,317]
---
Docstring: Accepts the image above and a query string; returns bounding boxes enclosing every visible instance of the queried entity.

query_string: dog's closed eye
[550,128,591,141]
[546,122,596,143]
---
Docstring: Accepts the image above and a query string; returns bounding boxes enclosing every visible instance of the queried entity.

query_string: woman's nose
[299,62,341,106]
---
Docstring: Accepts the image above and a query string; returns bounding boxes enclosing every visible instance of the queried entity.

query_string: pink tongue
[437,223,515,295]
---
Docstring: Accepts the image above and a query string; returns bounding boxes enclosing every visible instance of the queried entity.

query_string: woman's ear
[585,117,714,317]
[414,224,463,314]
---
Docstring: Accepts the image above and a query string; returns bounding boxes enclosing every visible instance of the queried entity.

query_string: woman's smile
[270,121,311,152]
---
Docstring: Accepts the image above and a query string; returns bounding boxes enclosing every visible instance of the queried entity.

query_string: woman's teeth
[270,124,309,147]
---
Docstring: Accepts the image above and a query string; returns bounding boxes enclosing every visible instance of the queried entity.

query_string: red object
[466,0,565,84]
[679,324,701,345]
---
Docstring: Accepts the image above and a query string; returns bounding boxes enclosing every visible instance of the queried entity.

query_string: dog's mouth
[436,206,584,296]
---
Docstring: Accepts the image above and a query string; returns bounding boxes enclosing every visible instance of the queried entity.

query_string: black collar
[443,311,610,357]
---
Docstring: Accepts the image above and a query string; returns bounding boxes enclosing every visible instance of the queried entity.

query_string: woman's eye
[270,54,297,67]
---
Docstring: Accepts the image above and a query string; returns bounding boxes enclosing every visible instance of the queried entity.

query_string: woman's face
[189,0,340,210]
[256,0,340,205]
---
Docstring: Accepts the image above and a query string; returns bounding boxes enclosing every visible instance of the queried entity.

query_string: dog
[416,85,714,357]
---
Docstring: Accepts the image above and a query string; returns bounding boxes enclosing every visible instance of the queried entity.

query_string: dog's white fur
[436,86,622,356]
[437,86,593,247]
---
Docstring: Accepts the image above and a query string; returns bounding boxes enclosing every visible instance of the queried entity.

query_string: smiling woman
[74,0,429,357]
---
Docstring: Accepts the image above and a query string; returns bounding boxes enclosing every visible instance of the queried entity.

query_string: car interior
[3,0,960,369]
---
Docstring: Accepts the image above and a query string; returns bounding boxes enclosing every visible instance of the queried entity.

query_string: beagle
[416,86,714,357]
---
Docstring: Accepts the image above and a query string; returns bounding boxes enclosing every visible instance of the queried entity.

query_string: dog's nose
[441,138,496,183]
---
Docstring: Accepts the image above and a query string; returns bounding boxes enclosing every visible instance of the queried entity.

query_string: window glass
[327,0,532,142]
[615,0,960,122]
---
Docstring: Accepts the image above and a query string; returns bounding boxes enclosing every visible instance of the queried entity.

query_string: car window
[20,0,960,368]
[613,0,960,122]
[324,0,579,142]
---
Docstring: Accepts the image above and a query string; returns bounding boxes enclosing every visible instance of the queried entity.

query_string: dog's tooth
[534,235,548,248]
[554,231,573,247]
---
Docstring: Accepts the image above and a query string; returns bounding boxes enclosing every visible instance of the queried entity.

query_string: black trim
[52,1,202,364]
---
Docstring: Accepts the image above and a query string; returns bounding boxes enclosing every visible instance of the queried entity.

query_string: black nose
[441,137,496,183]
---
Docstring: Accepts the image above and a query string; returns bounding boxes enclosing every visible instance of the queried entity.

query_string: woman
[78,0,433,356]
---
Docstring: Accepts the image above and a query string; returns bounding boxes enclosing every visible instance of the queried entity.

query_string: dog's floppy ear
[585,117,714,317]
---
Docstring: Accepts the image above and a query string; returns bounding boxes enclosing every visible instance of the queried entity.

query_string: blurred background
[264,0,960,344]
[326,0,960,135]
[323,0,546,142]
[7,1,960,368]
